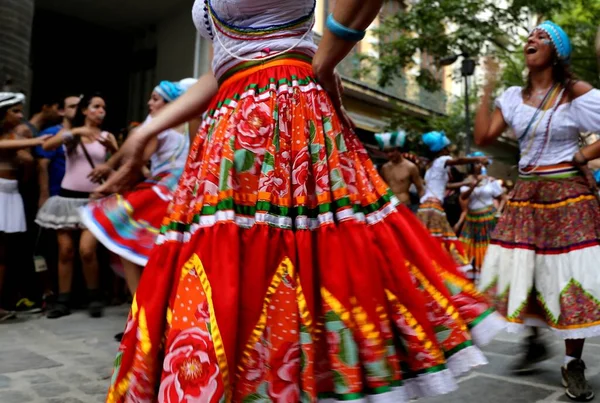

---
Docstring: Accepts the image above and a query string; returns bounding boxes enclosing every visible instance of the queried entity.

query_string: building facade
[1,0,451,137]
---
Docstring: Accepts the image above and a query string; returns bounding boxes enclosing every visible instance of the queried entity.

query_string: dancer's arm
[0,136,49,150]
[459,176,480,200]
[134,74,217,143]
[446,156,488,167]
[474,59,508,147]
[312,0,384,127]
[313,0,384,77]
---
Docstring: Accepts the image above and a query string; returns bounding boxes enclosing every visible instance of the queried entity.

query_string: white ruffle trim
[506,321,600,340]
[446,345,488,377]
[317,387,407,403]
[470,311,506,346]
[404,368,458,399]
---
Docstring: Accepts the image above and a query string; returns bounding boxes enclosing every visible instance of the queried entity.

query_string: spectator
[35,94,81,306]
[35,94,118,319]
[0,92,49,321]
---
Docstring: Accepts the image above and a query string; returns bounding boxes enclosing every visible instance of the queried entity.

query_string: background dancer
[97,1,502,401]
[80,79,196,340]
[36,94,118,319]
[476,21,600,402]
[378,131,424,212]
[458,152,506,282]
[418,130,489,279]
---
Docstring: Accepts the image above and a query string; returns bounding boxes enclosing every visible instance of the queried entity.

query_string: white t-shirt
[460,178,504,210]
[421,156,451,203]
[495,87,600,169]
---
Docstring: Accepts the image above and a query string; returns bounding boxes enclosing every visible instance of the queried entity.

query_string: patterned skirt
[459,205,497,273]
[479,164,600,339]
[417,199,472,275]
[80,170,182,266]
[106,57,503,403]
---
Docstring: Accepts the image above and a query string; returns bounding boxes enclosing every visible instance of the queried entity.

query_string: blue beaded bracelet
[326,13,366,42]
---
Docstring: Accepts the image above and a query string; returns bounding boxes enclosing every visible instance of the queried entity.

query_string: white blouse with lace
[192,0,317,79]
[495,86,600,169]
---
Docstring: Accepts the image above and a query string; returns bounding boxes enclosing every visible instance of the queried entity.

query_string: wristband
[326,14,366,42]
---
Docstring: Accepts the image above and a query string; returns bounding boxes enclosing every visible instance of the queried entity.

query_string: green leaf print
[434,327,451,343]
[310,143,321,164]
[330,168,344,191]
[325,134,334,158]
[335,133,348,153]
[332,370,349,393]
[301,390,312,403]
[339,328,359,366]
[309,120,316,142]
[325,310,340,323]
[234,149,256,172]
[242,393,270,403]
[323,117,333,134]
[219,159,233,191]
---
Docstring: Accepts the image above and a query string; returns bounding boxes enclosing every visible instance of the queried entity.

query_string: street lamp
[439,53,476,154]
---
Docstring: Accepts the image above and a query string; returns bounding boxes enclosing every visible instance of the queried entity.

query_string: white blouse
[495,87,600,169]
[421,156,451,203]
[460,179,504,211]
[192,0,317,79]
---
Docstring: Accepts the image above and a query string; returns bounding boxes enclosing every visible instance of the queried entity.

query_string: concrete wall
[156,7,196,81]
[0,0,34,91]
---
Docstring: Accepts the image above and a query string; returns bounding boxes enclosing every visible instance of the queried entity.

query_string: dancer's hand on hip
[313,64,355,131]
[94,129,148,195]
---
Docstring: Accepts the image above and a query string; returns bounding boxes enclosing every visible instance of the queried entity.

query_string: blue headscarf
[421,131,451,153]
[375,131,406,150]
[154,78,197,102]
[533,21,572,62]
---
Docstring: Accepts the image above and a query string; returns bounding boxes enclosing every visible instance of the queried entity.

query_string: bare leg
[79,230,99,290]
[121,258,142,295]
[0,236,9,315]
[79,230,103,318]
[56,230,75,294]
[565,339,585,359]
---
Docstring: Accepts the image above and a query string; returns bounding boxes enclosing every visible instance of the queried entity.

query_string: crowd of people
[2,0,600,402]
[0,79,196,325]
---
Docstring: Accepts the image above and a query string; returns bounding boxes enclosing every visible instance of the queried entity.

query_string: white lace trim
[446,345,488,377]
[506,321,600,340]
[470,311,506,346]
[403,368,458,399]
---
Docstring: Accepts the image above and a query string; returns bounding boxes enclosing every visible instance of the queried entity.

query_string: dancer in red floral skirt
[98,1,503,402]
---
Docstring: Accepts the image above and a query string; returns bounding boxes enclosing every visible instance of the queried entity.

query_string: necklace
[532,86,552,101]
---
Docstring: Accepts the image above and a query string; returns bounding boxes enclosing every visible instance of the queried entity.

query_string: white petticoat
[36,195,89,230]
[0,178,26,233]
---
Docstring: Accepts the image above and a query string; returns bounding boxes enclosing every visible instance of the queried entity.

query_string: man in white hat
[377,131,424,211]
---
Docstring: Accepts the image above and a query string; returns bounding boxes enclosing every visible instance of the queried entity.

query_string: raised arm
[446,156,488,167]
[474,59,508,147]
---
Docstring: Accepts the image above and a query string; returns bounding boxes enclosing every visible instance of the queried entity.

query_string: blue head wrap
[154,78,197,102]
[375,131,406,150]
[533,21,572,62]
[421,131,451,153]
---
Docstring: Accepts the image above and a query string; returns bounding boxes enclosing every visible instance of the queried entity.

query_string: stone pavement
[1,307,599,402]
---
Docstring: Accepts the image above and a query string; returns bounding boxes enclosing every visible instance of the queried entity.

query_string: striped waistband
[519,163,580,180]
[467,205,496,215]
[218,52,313,87]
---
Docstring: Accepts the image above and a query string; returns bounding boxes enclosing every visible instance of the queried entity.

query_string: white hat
[0,92,25,109]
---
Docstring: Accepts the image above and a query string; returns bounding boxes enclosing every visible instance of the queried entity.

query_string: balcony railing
[313,33,447,115]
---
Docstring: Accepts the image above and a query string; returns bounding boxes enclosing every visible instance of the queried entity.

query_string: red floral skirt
[417,199,472,275]
[81,170,183,266]
[106,58,502,403]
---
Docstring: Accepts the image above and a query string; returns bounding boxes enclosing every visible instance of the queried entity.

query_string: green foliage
[370,0,600,151]
[369,0,599,91]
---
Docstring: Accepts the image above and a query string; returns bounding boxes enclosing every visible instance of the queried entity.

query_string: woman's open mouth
[526,46,538,55]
